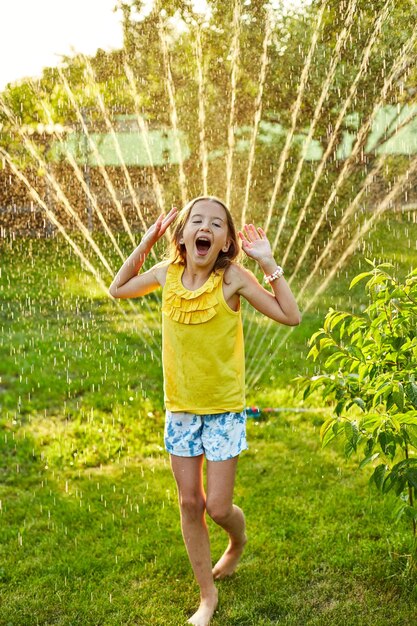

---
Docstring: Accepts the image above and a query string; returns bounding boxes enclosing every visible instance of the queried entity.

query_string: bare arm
[109,207,178,299]
[237,224,301,326]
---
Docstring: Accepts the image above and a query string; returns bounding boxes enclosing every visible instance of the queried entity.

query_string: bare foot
[212,535,247,579]
[187,588,218,626]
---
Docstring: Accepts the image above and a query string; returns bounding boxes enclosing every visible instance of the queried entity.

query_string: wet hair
[168,196,241,274]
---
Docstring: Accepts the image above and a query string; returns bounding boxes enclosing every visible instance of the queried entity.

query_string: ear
[222,239,231,253]
[179,238,184,244]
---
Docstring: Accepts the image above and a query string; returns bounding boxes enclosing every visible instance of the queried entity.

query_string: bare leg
[170,454,218,626]
[206,457,247,579]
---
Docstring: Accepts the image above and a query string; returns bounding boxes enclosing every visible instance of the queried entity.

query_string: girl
[109,196,301,626]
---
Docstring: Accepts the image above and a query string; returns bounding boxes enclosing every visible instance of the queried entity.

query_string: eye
[213,222,222,228]
[192,219,202,224]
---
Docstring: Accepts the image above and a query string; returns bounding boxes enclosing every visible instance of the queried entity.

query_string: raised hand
[142,206,178,251]
[238,224,274,263]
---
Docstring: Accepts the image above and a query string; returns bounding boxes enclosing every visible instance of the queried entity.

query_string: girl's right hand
[142,206,178,251]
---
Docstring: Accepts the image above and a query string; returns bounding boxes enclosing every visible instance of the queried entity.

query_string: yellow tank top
[161,262,245,414]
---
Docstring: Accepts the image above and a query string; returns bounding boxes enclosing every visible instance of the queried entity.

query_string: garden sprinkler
[246,406,328,418]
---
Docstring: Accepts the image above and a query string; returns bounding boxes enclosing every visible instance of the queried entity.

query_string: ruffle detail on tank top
[162,264,223,325]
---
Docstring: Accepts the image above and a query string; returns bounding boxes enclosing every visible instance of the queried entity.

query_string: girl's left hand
[238,224,274,263]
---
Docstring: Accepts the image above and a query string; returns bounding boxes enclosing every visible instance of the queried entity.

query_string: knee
[179,494,206,521]
[206,499,233,525]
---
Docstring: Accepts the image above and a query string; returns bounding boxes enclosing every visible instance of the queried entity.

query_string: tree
[297,260,417,542]
[1,0,416,255]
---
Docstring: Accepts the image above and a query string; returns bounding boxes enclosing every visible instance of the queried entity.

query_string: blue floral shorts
[164,409,248,462]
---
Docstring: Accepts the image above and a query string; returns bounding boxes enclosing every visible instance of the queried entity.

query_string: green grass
[2,413,417,625]
[1,213,417,625]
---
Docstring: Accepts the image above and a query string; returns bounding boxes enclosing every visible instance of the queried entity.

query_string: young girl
[109,196,301,626]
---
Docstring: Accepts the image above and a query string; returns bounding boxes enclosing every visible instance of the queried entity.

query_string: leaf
[403,506,417,521]
[350,330,364,347]
[376,262,395,269]
[382,460,417,496]
[390,414,401,433]
[322,311,349,336]
[382,470,398,494]
[321,419,341,448]
[323,310,334,333]
[384,286,395,303]
[360,413,383,429]
[344,439,356,458]
[392,411,417,425]
[322,384,337,400]
[320,417,334,442]
[390,287,405,299]
[405,382,417,408]
[390,335,404,351]
[365,436,375,455]
[344,421,360,457]
[378,431,396,458]
[344,420,359,444]
[359,452,379,469]
[350,272,374,289]
[399,339,413,354]
[347,317,367,334]
[335,399,346,417]
[392,382,404,412]
[307,345,319,361]
[404,424,417,448]
[352,397,366,412]
[358,362,370,384]
[386,393,395,412]
[318,337,335,351]
[324,352,343,369]
[371,464,387,491]
[373,382,393,405]
[329,312,351,331]
[394,476,407,497]
[345,345,365,361]
[349,359,360,374]
[368,274,388,291]
[308,329,326,345]
[405,468,417,491]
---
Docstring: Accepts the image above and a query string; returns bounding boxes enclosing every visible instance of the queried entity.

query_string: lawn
[1,212,417,625]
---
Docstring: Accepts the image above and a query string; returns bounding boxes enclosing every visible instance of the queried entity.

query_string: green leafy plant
[297,260,417,536]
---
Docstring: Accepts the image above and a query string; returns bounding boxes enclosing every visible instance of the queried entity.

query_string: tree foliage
[297,260,417,533]
[0,0,416,254]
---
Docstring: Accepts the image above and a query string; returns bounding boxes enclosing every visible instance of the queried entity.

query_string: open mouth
[195,237,212,256]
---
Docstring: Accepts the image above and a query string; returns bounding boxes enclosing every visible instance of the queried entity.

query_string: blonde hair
[168,196,241,273]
